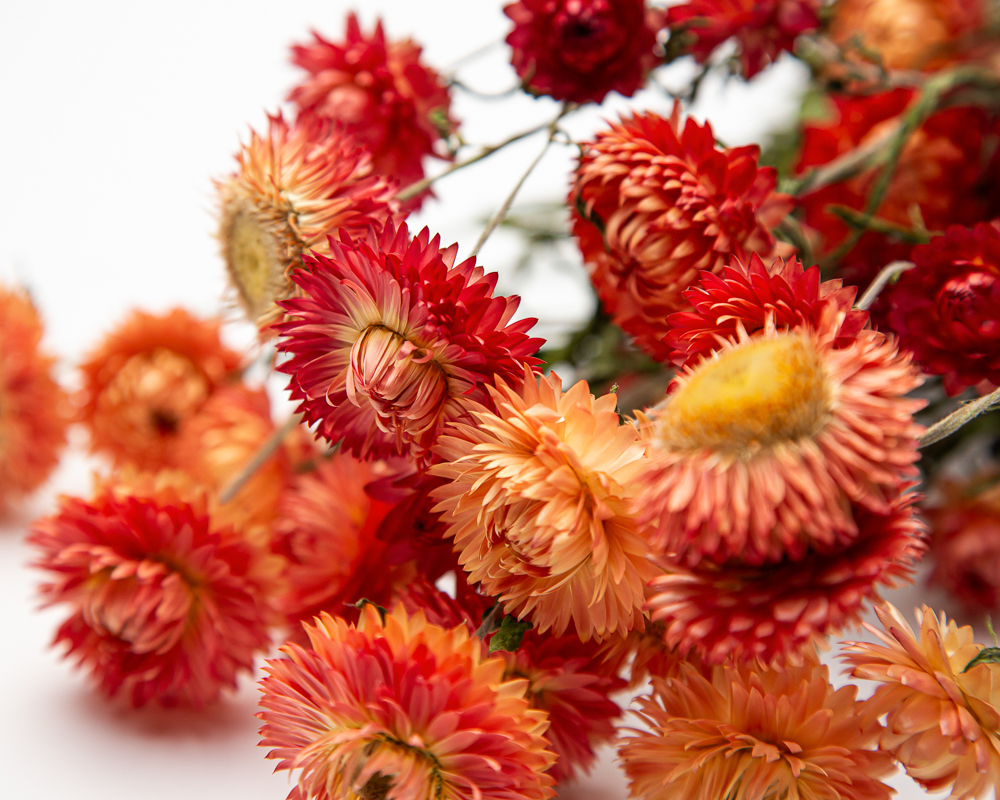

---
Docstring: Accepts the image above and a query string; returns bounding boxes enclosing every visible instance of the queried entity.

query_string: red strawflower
[668,0,820,78]
[276,221,543,464]
[571,108,793,362]
[884,222,1000,395]
[29,477,270,707]
[637,256,924,567]
[796,89,1000,287]
[646,496,926,666]
[503,0,664,104]
[288,13,455,208]
[0,286,68,509]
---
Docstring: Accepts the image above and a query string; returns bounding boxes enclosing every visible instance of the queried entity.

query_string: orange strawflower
[216,112,398,331]
[620,657,894,800]
[258,605,557,800]
[76,308,242,471]
[29,473,271,707]
[0,286,68,509]
[431,368,657,641]
[843,603,1000,799]
[636,256,924,566]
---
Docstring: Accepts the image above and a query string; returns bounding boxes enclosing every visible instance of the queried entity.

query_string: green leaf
[488,616,533,653]
[963,647,1000,672]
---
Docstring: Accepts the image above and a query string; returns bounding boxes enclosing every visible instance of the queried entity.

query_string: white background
[0,2,968,797]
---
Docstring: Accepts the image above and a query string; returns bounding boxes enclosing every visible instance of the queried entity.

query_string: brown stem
[920,386,1000,448]
[855,260,915,310]
[218,412,303,504]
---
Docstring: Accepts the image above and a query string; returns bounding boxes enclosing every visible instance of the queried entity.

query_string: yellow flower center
[224,202,286,318]
[657,333,830,452]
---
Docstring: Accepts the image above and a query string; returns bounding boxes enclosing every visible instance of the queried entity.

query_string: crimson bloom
[29,477,270,707]
[571,108,792,361]
[288,13,455,206]
[884,222,1000,394]
[668,0,820,78]
[504,0,663,104]
[277,221,542,464]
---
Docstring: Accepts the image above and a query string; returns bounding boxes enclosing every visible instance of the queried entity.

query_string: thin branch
[218,413,303,504]
[475,605,504,640]
[920,386,1000,448]
[856,261,915,310]
[787,122,899,196]
[442,37,503,75]
[828,206,932,244]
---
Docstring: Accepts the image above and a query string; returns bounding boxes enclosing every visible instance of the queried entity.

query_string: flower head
[277,221,542,464]
[76,308,243,471]
[885,222,1000,395]
[620,657,894,800]
[571,108,793,361]
[29,475,270,707]
[258,605,556,800]
[843,603,1000,798]
[503,0,663,104]
[216,112,398,330]
[646,496,926,666]
[288,13,455,205]
[637,256,924,566]
[668,0,820,78]
[431,369,657,641]
[0,286,68,508]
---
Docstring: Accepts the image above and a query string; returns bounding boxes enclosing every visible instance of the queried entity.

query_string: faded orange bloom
[431,369,657,641]
[258,605,556,800]
[0,286,68,509]
[843,603,1000,798]
[620,657,894,800]
[76,308,242,471]
[29,473,271,707]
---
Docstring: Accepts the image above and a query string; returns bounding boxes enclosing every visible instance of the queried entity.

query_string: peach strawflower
[843,603,1000,798]
[29,473,270,707]
[637,256,924,566]
[258,605,557,800]
[216,112,398,331]
[570,108,793,362]
[288,13,456,208]
[277,221,542,464]
[0,285,68,509]
[620,657,894,800]
[431,368,657,641]
[76,308,242,471]
[646,496,926,666]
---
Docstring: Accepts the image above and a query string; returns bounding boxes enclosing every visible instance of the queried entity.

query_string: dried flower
[288,13,455,205]
[571,108,793,361]
[277,221,542,464]
[843,603,1000,798]
[503,0,663,104]
[216,112,398,330]
[646,496,926,666]
[637,256,924,566]
[0,286,68,508]
[76,308,242,471]
[258,605,556,800]
[432,369,657,641]
[668,0,820,78]
[29,475,270,707]
[620,657,894,800]
[884,222,1000,395]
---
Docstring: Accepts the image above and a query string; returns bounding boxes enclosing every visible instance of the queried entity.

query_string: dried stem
[855,260,915,310]
[475,605,504,640]
[787,123,899,196]
[920,386,1000,448]
[828,207,932,244]
[218,412,303,504]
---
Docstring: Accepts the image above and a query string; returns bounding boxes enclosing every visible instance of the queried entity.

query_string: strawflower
[76,308,242,471]
[0,285,68,509]
[216,112,398,331]
[431,368,657,641]
[637,255,924,566]
[503,0,663,104]
[620,656,894,800]
[277,221,542,464]
[571,108,793,361]
[843,603,1000,798]
[29,474,271,707]
[258,605,557,800]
